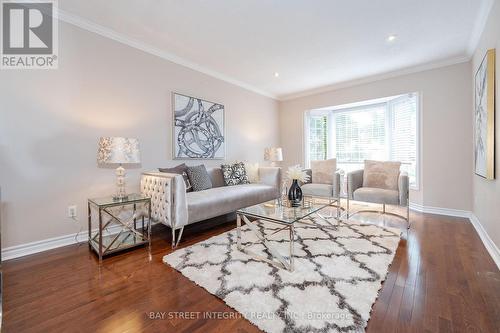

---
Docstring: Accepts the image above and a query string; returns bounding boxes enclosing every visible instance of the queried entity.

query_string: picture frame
[172,92,225,160]
[474,49,496,179]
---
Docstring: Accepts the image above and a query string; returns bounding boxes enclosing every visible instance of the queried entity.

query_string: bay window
[305,93,419,188]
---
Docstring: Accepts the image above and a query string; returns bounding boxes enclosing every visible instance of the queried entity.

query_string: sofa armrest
[140,172,188,229]
[258,167,281,197]
[398,172,409,206]
[347,169,364,199]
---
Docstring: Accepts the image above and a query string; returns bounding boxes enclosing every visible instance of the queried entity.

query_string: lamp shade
[264,147,283,162]
[97,137,141,164]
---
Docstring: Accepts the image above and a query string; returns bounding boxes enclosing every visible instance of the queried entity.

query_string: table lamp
[97,137,141,200]
[264,147,283,167]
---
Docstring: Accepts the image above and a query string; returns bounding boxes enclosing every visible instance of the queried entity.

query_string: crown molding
[466,0,494,57]
[57,6,485,103]
[56,9,279,100]
[280,55,471,101]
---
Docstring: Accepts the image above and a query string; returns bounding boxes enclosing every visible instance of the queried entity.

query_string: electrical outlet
[68,205,77,218]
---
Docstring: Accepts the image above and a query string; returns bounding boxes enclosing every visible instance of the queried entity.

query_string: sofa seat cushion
[353,187,399,205]
[301,183,333,197]
[186,184,277,224]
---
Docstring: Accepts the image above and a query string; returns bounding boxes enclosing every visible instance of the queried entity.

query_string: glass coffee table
[236,198,339,272]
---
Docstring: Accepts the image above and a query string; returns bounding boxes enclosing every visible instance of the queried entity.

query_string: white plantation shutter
[307,115,328,161]
[390,95,417,186]
[334,105,387,164]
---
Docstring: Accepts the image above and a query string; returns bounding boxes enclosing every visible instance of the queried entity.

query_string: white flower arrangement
[286,165,310,183]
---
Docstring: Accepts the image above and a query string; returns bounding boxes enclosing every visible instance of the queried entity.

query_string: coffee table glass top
[237,200,330,224]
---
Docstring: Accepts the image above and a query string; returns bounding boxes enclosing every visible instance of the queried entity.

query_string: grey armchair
[300,159,343,218]
[302,169,342,199]
[346,164,410,228]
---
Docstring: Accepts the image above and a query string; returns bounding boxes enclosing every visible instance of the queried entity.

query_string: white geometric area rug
[164,217,401,333]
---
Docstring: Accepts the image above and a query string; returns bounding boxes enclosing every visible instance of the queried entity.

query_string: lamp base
[114,165,127,201]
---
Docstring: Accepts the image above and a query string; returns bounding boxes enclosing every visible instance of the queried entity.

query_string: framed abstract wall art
[172,93,225,159]
[474,49,496,179]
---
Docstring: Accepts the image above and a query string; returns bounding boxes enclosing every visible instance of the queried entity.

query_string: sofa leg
[176,227,184,247]
[171,228,176,249]
[171,227,185,249]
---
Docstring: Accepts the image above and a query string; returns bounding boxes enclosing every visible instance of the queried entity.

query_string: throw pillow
[244,162,259,183]
[187,165,213,191]
[159,163,192,192]
[221,162,250,186]
[363,160,401,190]
[311,159,336,184]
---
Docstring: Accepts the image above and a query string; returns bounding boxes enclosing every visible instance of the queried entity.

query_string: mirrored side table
[87,193,151,262]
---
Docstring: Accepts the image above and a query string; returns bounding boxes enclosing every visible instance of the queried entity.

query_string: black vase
[288,179,302,207]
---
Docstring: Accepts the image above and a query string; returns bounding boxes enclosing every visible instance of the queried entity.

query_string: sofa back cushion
[311,159,336,185]
[187,165,213,191]
[363,160,401,190]
[221,162,250,186]
[245,162,260,183]
[206,167,225,188]
[159,163,192,192]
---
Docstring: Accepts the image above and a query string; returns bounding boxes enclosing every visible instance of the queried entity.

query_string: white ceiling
[59,0,492,100]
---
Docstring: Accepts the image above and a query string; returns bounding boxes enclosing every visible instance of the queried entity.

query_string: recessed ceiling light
[274,72,280,77]
[387,35,397,42]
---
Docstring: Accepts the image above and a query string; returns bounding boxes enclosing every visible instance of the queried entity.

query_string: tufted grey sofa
[141,167,281,247]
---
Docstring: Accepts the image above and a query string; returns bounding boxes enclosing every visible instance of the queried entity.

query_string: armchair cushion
[310,159,337,184]
[301,183,334,197]
[353,187,399,205]
[363,160,401,191]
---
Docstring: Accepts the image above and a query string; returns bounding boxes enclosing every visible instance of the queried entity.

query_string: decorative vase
[288,179,302,207]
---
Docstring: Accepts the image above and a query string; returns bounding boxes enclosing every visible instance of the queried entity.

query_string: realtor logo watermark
[1,0,58,69]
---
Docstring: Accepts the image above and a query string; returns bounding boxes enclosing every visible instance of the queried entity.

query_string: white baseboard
[409,202,499,269]
[468,213,500,269]
[409,202,471,218]
[2,224,123,261]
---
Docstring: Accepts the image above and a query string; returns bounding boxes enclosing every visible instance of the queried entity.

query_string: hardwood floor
[3,210,499,332]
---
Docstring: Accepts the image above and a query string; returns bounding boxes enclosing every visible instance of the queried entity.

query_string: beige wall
[279,62,473,210]
[472,1,500,247]
[0,22,279,248]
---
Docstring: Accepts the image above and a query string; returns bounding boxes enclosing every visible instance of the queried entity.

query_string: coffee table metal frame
[236,197,341,272]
